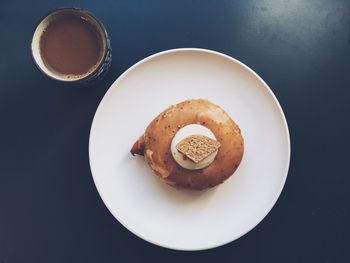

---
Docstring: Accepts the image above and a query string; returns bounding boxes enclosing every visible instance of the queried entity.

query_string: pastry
[131,99,244,190]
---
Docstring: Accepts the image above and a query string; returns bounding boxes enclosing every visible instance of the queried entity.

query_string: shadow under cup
[31,8,112,84]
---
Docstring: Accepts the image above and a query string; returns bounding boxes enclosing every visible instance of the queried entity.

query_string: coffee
[31,8,112,83]
[39,15,104,78]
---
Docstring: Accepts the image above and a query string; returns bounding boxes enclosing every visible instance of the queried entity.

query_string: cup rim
[30,7,109,83]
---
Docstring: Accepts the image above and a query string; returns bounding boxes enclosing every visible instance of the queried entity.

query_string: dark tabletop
[1,0,349,262]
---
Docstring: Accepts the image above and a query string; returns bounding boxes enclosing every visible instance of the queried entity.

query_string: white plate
[89,48,290,250]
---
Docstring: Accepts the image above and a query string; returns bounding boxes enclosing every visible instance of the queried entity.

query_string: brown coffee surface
[40,15,103,76]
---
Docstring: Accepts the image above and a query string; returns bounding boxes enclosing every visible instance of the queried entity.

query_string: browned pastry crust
[131,99,244,190]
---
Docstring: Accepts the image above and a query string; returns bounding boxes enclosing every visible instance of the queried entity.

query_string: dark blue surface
[1,0,349,262]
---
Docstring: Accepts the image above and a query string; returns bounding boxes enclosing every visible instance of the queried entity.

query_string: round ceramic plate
[89,48,290,250]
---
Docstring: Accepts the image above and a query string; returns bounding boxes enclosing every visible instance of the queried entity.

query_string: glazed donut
[131,99,244,190]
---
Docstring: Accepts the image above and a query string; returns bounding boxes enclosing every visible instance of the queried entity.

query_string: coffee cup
[31,8,112,84]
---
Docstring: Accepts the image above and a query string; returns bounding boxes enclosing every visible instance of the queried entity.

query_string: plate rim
[88,48,291,251]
